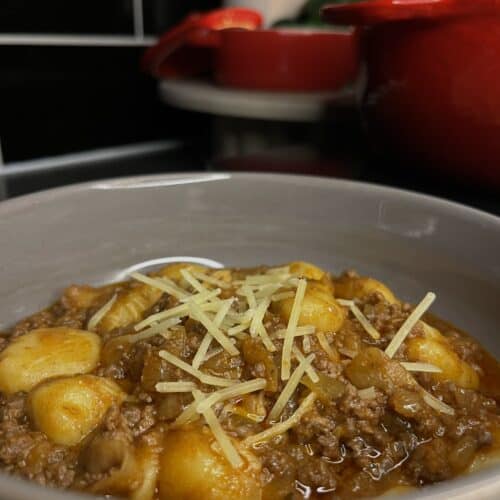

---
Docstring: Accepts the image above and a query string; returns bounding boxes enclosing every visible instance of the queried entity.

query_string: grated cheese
[316,332,338,362]
[266,266,290,275]
[349,303,381,340]
[422,391,455,415]
[180,288,221,304]
[196,378,267,414]
[249,298,276,352]
[155,381,197,393]
[171,392,206,428]
[191,299,234,370]
[243,392,316,447]
[159,350,238,387]
[239,274,292,286]
[188,302,239,356]
[271,291,296,302]
[250,298,270,337]
[130,272,188,300]
[293,347,319,383]
[337,299,355,307]
[268,353,315,422]
[191,270,231,289]
[256,324,277,352]
[87,294,117,331]
[254,283,282,300]
[120,317,181,343]
[193,390,243,468]
[227,323,251,336]
[358,387,376,400]
[302,334,311,353]
[401,362,442,373]
[134,298,220,331]
[281,279,307,381]
[274,325,315,339]
[213,298,234,327]
[192,333,213,370]
[239,285,257,310]
[385,292,437,358]
[180,269,208,293]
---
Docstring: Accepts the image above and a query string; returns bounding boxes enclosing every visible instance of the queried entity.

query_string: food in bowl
[0,260,498,499]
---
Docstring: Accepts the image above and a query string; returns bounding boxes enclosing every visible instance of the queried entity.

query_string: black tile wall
[0,0,134,34]
[0,1,218,163]
[143,0,221,35]
[0,45,210,162]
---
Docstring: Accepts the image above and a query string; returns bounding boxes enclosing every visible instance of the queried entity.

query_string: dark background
[1,0,499,217]
[0,0,220,163]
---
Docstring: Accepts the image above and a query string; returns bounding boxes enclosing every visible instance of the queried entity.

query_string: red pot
[213,28,359,91]
[142,8,359,92]
[323,0,500,186]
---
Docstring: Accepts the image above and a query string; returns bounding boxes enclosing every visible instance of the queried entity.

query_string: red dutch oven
[323,0,500,186]
[143,7,359,92]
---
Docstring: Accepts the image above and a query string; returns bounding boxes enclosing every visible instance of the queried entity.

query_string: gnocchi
[407,323,479,390]
[272,280,345,333]
[0,327,101,394]
[99,264,207,333]
[28,374,125,446]
[334,274,397,304]
[159,429,261,500]
[289,261,326,281]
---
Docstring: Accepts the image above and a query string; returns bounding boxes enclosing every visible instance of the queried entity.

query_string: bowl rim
[0,171,499,500]
[1,171,499,228]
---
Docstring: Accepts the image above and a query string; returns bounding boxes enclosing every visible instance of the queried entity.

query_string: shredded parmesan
[239,285,257,310]
[266,266,290,275]
[191,270,231,289]
[349,303,381,340]
[188,302,239,356]
[155,381,197,393]
[191,299,234,370]
[337,299,354,307]
[316,332,338,361]
[293,347,319,383]
[271,291,295,302]
[180,288,221,304]
[193,390,243,468]
[250,299,270,336]
[196,378,266,414]
[214,298,234,327]
[130,272,188,300]
[171,392,207,428]
[385,292,437,358]
[248,298,276,352]
[358,387,376,400]
[87,294,117,331]
[281,279,307,381]
[254,284,282,300]
[180,269,208,293]
[192,333,213,370]
[422,391,455,415]
[243,392,316,447]
[268,354,316,422]
[120,317,181,343]
[401,362,442,373]
[134,298,219,331]
[274,325,315,339]
[302,334,311,353]
[242,274,291,285]
[159,350,238,387]
[227,323,251,336]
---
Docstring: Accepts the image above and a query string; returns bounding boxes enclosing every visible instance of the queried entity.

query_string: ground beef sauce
[0,261,499,499]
